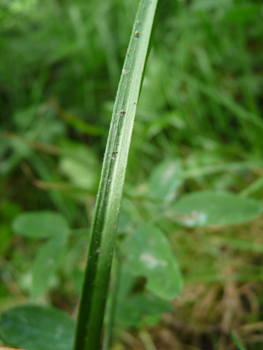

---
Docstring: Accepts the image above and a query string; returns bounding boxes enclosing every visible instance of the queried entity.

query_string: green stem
[73,1,160,349]
[102,252,121,350]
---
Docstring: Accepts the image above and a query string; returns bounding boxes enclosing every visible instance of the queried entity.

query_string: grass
[0,0,263,349]
[73,1,160,348]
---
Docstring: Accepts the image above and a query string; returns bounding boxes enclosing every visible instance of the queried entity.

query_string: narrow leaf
[74,0,161,349]
[230,330,247,350]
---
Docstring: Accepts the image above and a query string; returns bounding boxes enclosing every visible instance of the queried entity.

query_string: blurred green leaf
[224,5,260,24]
[0,305,75,350]
[71,267,84,294]
[190,0,229,12]
[32,234,68,298]
[169,191,262,227]
[12,211,70,238]
[113,264,172,327]
[230,330,247,350]
[115,293,172,328]
[13,107,36,130]
[59,141,99,190]
[0,225,11,254]
[149,158,183,201]
[123,224,183,300]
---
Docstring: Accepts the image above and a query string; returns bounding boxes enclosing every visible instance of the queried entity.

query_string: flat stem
[73,1,160,349]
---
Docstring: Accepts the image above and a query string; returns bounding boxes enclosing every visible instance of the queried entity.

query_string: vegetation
[0,0,263,349]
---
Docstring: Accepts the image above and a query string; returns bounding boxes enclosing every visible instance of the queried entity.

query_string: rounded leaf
[124,224,183,300]
[149,158,183,201]
[115,294,172,327]
[32,235,68,298]
[12,211,69,238]
[0,305,75,350]
[169,191,262,227]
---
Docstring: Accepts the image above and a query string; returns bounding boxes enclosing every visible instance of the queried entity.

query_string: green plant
[73,0,163,348]
[0,0,168,349]
[1,1,263,350]
[230,330,247,350]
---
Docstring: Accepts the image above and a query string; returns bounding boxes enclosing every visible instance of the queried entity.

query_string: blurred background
[1,0,263,349]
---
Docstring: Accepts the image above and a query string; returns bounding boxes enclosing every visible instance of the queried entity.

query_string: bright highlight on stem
[73,1,160,349]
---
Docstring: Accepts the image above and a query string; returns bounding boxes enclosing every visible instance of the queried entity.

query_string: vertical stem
[73,1,160,349]
[102,253,121,350]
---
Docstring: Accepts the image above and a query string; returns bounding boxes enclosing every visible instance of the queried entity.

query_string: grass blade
[73,1,160,349]
[230,330,247,350]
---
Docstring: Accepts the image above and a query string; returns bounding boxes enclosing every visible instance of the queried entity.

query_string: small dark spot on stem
[135,31,139,37]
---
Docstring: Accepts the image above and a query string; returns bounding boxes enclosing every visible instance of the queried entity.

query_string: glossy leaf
[32,235,68,298]
[12,211,69,238]
[124,224,183,300]
[0,305,75,350]
[149,158,183,201]
[169,191,262,227]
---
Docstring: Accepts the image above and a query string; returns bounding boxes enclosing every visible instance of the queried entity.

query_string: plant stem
[102,252,121,350]
[73,1,160,349]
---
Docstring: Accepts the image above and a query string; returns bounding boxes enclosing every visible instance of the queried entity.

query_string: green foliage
[168,191,262,227]
[1,0,263,349]
[0,305,75,350]
[32,235,68,298]
[58,141,100,192]
[11,211,71,298]
[115,294,172,328]
[12,211,70,238]
[123,224,183,299]
[148,158,183,201]
[73,1,162,348]
[230,330,247,350]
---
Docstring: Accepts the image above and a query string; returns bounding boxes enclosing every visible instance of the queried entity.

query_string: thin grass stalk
[73,1,160,349]
[102,253,121,350]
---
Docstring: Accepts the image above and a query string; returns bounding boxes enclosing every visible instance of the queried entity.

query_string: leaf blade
[0,305,75,350]
[169,191,262,227]
[12,211,69,239]
[32,235,68,298]
[74,1,162,349]
[124,224,183,299]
